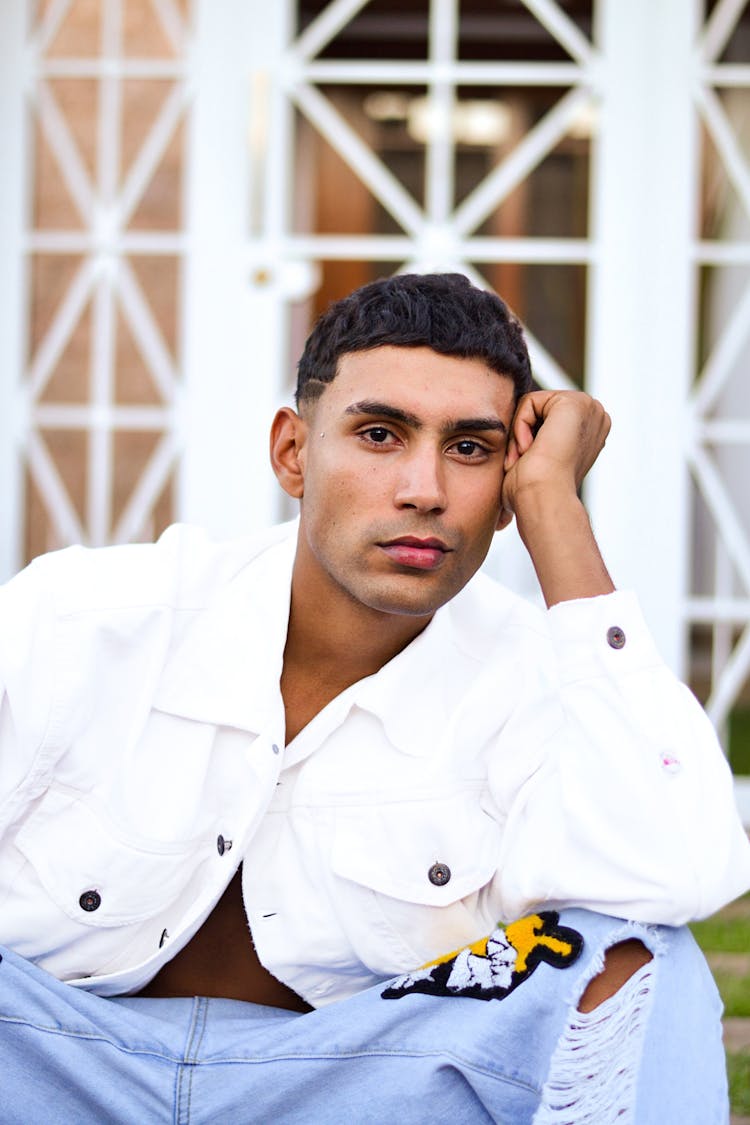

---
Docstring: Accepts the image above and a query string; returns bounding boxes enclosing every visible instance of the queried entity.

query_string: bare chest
[136,868,311,1010]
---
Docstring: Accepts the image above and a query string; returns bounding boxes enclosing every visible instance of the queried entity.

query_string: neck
[283,548,431,690]
[279,533,434,744]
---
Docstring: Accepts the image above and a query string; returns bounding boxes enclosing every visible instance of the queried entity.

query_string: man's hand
[500,391,615,607]
[502,390,611,516]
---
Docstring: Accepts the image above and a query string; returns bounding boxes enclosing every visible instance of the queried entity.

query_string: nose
[393,447,447,513]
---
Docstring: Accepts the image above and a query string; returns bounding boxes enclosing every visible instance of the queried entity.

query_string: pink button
[660,753,681,774]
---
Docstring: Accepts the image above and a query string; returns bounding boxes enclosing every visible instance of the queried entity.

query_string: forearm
[515,484,614,608]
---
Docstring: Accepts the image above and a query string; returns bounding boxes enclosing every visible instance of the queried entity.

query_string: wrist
[512,487,614,607]
[512,480,583,539]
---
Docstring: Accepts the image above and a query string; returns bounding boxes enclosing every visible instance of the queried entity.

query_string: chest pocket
[331,789,501,907]
[14,787,202,928]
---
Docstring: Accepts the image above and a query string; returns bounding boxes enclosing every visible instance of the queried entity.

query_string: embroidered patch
[381,910,583,1002]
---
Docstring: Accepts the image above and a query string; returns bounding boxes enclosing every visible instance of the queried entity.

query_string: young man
[0,273,748,1123]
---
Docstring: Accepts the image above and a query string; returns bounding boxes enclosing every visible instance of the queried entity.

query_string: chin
[355,578,461,619]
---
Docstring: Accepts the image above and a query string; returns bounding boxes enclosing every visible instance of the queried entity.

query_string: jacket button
[606,626,626,649]
[272,743,280,755]
[79,890,101,912]
[217,835,233,856]
[428,862,451,887]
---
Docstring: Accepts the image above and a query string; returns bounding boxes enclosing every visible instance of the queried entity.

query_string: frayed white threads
[533,962,654,1125]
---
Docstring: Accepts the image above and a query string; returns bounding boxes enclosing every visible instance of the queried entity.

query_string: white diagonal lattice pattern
[690,0,750,733]
[23,0,189,551]
[282,0,596,393]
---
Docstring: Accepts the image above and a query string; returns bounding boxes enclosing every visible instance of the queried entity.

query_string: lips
[379,536,451,571]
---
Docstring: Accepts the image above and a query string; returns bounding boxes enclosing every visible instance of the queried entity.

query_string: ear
[495,507,514,532]
[269,407,308,499]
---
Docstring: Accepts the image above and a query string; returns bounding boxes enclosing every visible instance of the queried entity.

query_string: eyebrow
[344,400,507,436]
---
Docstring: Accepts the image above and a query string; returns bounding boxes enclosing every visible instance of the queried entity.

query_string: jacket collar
[153,523,490,757]
[350,598,484,756]
[153,529,296,734]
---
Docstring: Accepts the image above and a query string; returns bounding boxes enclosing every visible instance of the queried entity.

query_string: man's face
[290,345,516,620]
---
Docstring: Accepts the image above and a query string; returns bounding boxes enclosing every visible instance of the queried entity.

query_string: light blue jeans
[0,910,728,1124]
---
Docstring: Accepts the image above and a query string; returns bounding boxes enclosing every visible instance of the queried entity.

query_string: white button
[272,743,280,755]
[660,752,681,774]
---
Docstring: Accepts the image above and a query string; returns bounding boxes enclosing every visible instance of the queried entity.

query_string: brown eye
[455,440,480,456]
[365,427,390,443]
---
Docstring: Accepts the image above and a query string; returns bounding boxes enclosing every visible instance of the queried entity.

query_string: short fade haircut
[295,272,532,407]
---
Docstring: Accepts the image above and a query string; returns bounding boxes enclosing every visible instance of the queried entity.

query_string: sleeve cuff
[546,589,665,684]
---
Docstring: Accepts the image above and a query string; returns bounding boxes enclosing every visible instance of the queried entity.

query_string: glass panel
[689,446,750,601]
[293,93,426,233]
[475,261,587,386]
[699,263,750,405]
[457,0,594,63]
[123,0,177,57]
[700,91,750,242]
[38,299,93,404]
[150,467,176,540]
[298,0,431,61]
[33,117,86,229]
[298,0,595,62]
[688,621,750,774]
[309,257,404,322]
[23,465,63,562]
[454,88,591,236]
[121,79,177,187]
[38,428,89,525]
[47,0,102,57]
[48,78,99,181]
[28,255,86,362]
[708,0,750,63]
[691,477,720,600]
[128,255,181,363]
[114,304,163,405]
[126,117,185,229]
[112,429,162,528]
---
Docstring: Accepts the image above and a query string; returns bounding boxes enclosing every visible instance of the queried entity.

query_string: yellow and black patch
[382,910,583,1002]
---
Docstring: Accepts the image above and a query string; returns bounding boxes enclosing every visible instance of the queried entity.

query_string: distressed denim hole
[577,939,653,1013]
[533,940,656,1125]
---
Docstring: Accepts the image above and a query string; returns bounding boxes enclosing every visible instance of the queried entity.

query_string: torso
[136,868,312,1011]
[137,674,339,1007]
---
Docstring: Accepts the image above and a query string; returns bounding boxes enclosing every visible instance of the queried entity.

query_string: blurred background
[1,0,750,817]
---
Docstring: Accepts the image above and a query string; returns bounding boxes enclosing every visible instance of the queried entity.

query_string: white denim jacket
[1,522,748,1007]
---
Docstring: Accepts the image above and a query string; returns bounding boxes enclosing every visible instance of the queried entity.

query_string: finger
[510,393,548,454]
[504,433,520,471]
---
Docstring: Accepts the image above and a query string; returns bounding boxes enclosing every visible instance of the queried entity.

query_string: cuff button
[606,626,626,649]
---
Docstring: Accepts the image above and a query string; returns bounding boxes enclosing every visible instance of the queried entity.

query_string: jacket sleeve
[0,551,73,830]
[486,590,750,925]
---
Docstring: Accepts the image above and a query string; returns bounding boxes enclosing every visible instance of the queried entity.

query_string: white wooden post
[586,0,702,676]
[178,0,296,535]
[0,2,31,581]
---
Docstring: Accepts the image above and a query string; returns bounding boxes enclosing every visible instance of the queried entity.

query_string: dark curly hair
[295,273,532,407]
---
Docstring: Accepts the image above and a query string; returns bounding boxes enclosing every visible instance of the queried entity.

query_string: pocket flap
[331,791,500,907]
[15,788,200,927]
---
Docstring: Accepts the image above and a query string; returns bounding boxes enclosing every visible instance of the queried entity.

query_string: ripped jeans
[0,910,728,1124]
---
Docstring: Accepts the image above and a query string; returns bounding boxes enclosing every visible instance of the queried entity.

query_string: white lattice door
[181,0,603,578]
[2,0,191,571]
